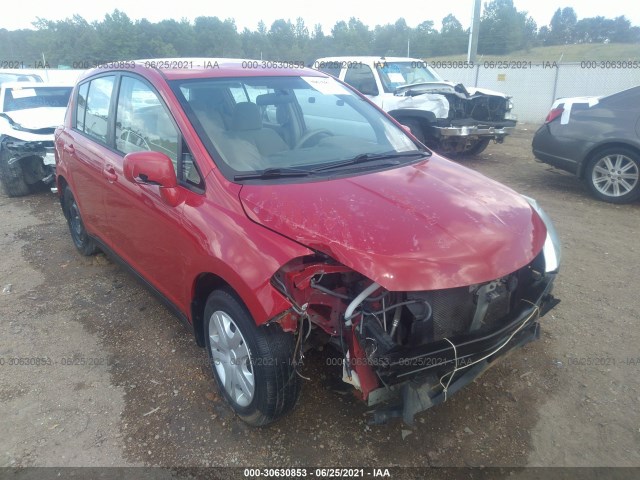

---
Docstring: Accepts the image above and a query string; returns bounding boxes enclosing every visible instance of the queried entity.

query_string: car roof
[1,81,74,89]
[0,71,43,81]
[315,56,425,64]
[78,58,326,82]
[552,86,640,108]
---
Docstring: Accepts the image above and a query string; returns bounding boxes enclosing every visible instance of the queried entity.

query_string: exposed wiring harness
[272,275,307,315]
[439,300,540,401]
[287,312,312,383]
[271,275,312,382]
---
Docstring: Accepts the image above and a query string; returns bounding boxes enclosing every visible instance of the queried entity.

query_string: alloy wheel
[591,153,639,198]
[208,310,255,407]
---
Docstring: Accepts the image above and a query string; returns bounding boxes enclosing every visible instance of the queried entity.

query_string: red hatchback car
[55,59,561,426]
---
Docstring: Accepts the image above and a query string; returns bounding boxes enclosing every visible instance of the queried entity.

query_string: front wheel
[461,138,491,156]
[204,289,301,426]
[585,148,640,204]
[400,119,425,144]
[0,156,30,197]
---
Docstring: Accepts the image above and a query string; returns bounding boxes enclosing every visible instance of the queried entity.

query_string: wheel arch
[191,272,234,347]
[387,109,437,126]
[57,174,70,219]
[579,142,640,178]
[190,271,291,348]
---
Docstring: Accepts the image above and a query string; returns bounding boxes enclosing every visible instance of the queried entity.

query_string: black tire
[0,155,30,197]
[585,147,640,204]
[204,289,301,426]
[461,138,491,156]
[63,187,98,256]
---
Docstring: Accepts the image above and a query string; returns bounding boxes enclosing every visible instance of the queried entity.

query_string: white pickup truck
[313,56,516,155]
[0,82,72,196]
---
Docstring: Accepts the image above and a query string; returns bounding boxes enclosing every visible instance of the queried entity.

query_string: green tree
[478,0,536,54]
[268,19,295,59]
[372,19,410,56]
[30,15,99,66]
[549,7,577,44]
[410,20,437,58]
[332,18,372,55]
[436,14,467,55]
[94,10,138,61]
[154,19,196,56]
[193,16,241,57]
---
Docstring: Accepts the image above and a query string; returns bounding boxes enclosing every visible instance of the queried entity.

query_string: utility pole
[467,0,481,63]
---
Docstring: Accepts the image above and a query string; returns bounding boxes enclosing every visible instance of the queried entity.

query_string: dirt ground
[1,126,639,474]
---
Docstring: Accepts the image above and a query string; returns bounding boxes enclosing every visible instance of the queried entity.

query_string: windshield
[376,62,442,92]
[171,75,423,180]
[2,86,72,112]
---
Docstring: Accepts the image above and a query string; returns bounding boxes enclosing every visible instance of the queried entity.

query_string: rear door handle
[103,165,117,182]
[63,144,75,155]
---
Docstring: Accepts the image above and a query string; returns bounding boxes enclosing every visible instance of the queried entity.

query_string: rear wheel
[585,148,640,204]
[204,289,301,426]
[63,187,98,255]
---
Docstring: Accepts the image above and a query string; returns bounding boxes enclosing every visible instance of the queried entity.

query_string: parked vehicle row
[314,56,517,156]
[54,59,561,426]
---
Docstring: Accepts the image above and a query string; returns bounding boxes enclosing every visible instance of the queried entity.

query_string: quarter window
[80,76,115,143]
[75,82,88,132]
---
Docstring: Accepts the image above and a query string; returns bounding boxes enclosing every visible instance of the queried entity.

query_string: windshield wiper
[311,151,428,173]
[233,152,429,180]
[234,167,313,181]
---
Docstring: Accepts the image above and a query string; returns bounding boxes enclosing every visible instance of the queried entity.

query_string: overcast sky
[3,0,639,32]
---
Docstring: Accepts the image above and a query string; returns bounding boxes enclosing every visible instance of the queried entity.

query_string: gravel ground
[0,126,639,474]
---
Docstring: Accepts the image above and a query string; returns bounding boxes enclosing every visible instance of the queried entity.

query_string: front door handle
[103,165,117,182]
[63,144,75,155]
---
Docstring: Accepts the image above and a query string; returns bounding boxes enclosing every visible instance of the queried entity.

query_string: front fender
[386,109,437,124]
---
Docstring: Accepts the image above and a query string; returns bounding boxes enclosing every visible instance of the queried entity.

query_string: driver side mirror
[123,151,182,207]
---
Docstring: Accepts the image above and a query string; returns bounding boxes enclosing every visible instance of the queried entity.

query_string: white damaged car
[0,82,72,196]
[314,56,516,155]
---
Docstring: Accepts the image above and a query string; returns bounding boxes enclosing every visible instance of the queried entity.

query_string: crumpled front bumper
[366,273,559,425]
[0,136,55,166]
[0,135,56,185]
[433,125,515,138]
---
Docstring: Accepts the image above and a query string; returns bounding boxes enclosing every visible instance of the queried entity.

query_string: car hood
[239,156,547,292]
[394,81,508,99]
[1,107,67,130]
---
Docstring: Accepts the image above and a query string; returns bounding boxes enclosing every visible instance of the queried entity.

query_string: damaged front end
[1,136,56,179]
[0,83,71,196]
[0,122,57,197]
[395,83,517,154]
[269,206,560,425]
